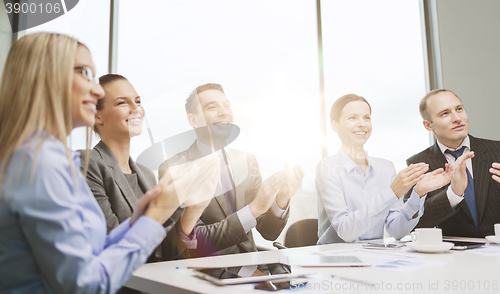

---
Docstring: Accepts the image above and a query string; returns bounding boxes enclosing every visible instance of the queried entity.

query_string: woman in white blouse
[316,94,453,244]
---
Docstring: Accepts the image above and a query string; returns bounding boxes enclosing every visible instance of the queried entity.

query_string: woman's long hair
[0,32,92,193]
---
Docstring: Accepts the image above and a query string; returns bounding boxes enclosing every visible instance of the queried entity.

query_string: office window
[321,0,429,171]
[117,0,321,191]
[117,0,429,244]
[26,0,111,150]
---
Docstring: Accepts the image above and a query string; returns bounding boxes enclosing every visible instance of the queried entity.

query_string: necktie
[220,149,236,213]
[445,147,478,226]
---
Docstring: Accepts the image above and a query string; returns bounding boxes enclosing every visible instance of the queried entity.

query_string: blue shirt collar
[337,148,374,173]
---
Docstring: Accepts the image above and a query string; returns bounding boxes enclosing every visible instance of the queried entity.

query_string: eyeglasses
[74,66,95,82]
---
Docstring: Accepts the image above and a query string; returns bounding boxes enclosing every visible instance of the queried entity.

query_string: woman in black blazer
[84,75,210,268]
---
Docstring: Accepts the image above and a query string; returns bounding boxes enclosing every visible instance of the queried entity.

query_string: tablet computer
[191,263,314,286]
[286,255,371,267]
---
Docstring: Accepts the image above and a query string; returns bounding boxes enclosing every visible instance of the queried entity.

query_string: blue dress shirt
[316,149,425,244]
[0,135,166,294]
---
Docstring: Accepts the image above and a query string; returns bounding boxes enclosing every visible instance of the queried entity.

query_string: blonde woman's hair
[0,32,92,194]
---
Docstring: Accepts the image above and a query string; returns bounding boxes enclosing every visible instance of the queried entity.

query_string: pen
[365,242,402,248]
[332,275,377,287]
[273,242,288,250]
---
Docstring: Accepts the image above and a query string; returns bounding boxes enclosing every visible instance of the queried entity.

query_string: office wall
[432,0,500,140]
[0,6,12,79]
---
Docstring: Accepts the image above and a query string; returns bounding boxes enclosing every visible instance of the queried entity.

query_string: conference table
[125,237,500,293]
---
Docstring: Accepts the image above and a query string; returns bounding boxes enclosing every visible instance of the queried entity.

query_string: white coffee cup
[411,228,442,245]
[495,224,500,237]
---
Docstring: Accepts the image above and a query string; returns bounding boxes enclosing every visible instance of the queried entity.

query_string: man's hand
[144,153,220,225]
[175,153,221,236]
[450,151,474,196]
[179,199,212,236]
[169,152,220,206]
[276,165,304,209]
[248,170,288,218]
[490,162,500,183]
[391,163,429,198]
[414,163,453,197]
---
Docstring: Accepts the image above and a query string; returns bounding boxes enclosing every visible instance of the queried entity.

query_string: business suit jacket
[82,141,184,261]
[406,135,500,237]
[160,141,289,257]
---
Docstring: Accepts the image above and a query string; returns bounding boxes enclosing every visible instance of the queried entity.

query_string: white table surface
[125,238,500,294]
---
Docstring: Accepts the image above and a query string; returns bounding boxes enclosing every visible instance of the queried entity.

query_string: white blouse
[316,149,425,244]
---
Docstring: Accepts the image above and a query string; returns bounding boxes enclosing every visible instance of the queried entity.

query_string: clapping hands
[414,163,453,197]
[138,152,220,225]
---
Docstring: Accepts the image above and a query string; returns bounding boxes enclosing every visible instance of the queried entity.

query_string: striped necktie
[220,149,236,213]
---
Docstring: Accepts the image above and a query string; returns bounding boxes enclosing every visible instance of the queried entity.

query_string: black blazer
[81,141,185,261]
[406,135,500,237]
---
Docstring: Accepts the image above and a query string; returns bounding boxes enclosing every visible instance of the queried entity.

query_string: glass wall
[117,0,428,243]
[321,0,429,172]
[25,0,110,149]
[4,0,429,243]
[117,0,321,190]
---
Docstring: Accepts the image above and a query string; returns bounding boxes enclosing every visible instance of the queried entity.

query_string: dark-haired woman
[316,94,453,244]
[85,75,208,266]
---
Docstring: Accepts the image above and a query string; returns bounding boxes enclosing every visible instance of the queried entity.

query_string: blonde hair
[0,32,92,193]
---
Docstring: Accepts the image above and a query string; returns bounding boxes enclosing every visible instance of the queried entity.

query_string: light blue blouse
[0,135,166,294]
[316,149,425,244]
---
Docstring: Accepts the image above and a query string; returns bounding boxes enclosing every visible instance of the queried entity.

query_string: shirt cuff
[270,197,289,219]
[125,216,167,251]
[381,187,400,206]
[417,194,426,218]
[176,223,197,250]
[106,217,132,246]
[447,186,464,208]
[237,205,257,233]
[400,189,424,220]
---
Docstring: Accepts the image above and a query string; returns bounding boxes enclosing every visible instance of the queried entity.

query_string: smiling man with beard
[159,83,304,257]
[405,89,500,237]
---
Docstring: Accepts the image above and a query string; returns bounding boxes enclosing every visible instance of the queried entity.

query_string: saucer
[485,235,500,244]
[406,241,454,253]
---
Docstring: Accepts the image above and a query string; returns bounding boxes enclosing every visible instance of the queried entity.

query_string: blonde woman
[316,94,453,244]
[0,33,218,293]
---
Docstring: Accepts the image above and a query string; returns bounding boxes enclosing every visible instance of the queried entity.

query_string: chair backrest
[284,218,319,248]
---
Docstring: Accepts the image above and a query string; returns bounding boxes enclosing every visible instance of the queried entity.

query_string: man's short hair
[419,89,461,122]
[330,94,371,122]
[185,83,225,115]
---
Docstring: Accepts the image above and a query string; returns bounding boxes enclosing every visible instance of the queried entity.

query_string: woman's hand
[414,163,453,197]
[391,163,429,198]
[130,186,162,226]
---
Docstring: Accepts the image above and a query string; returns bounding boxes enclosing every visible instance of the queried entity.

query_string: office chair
[283,218,319,248]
